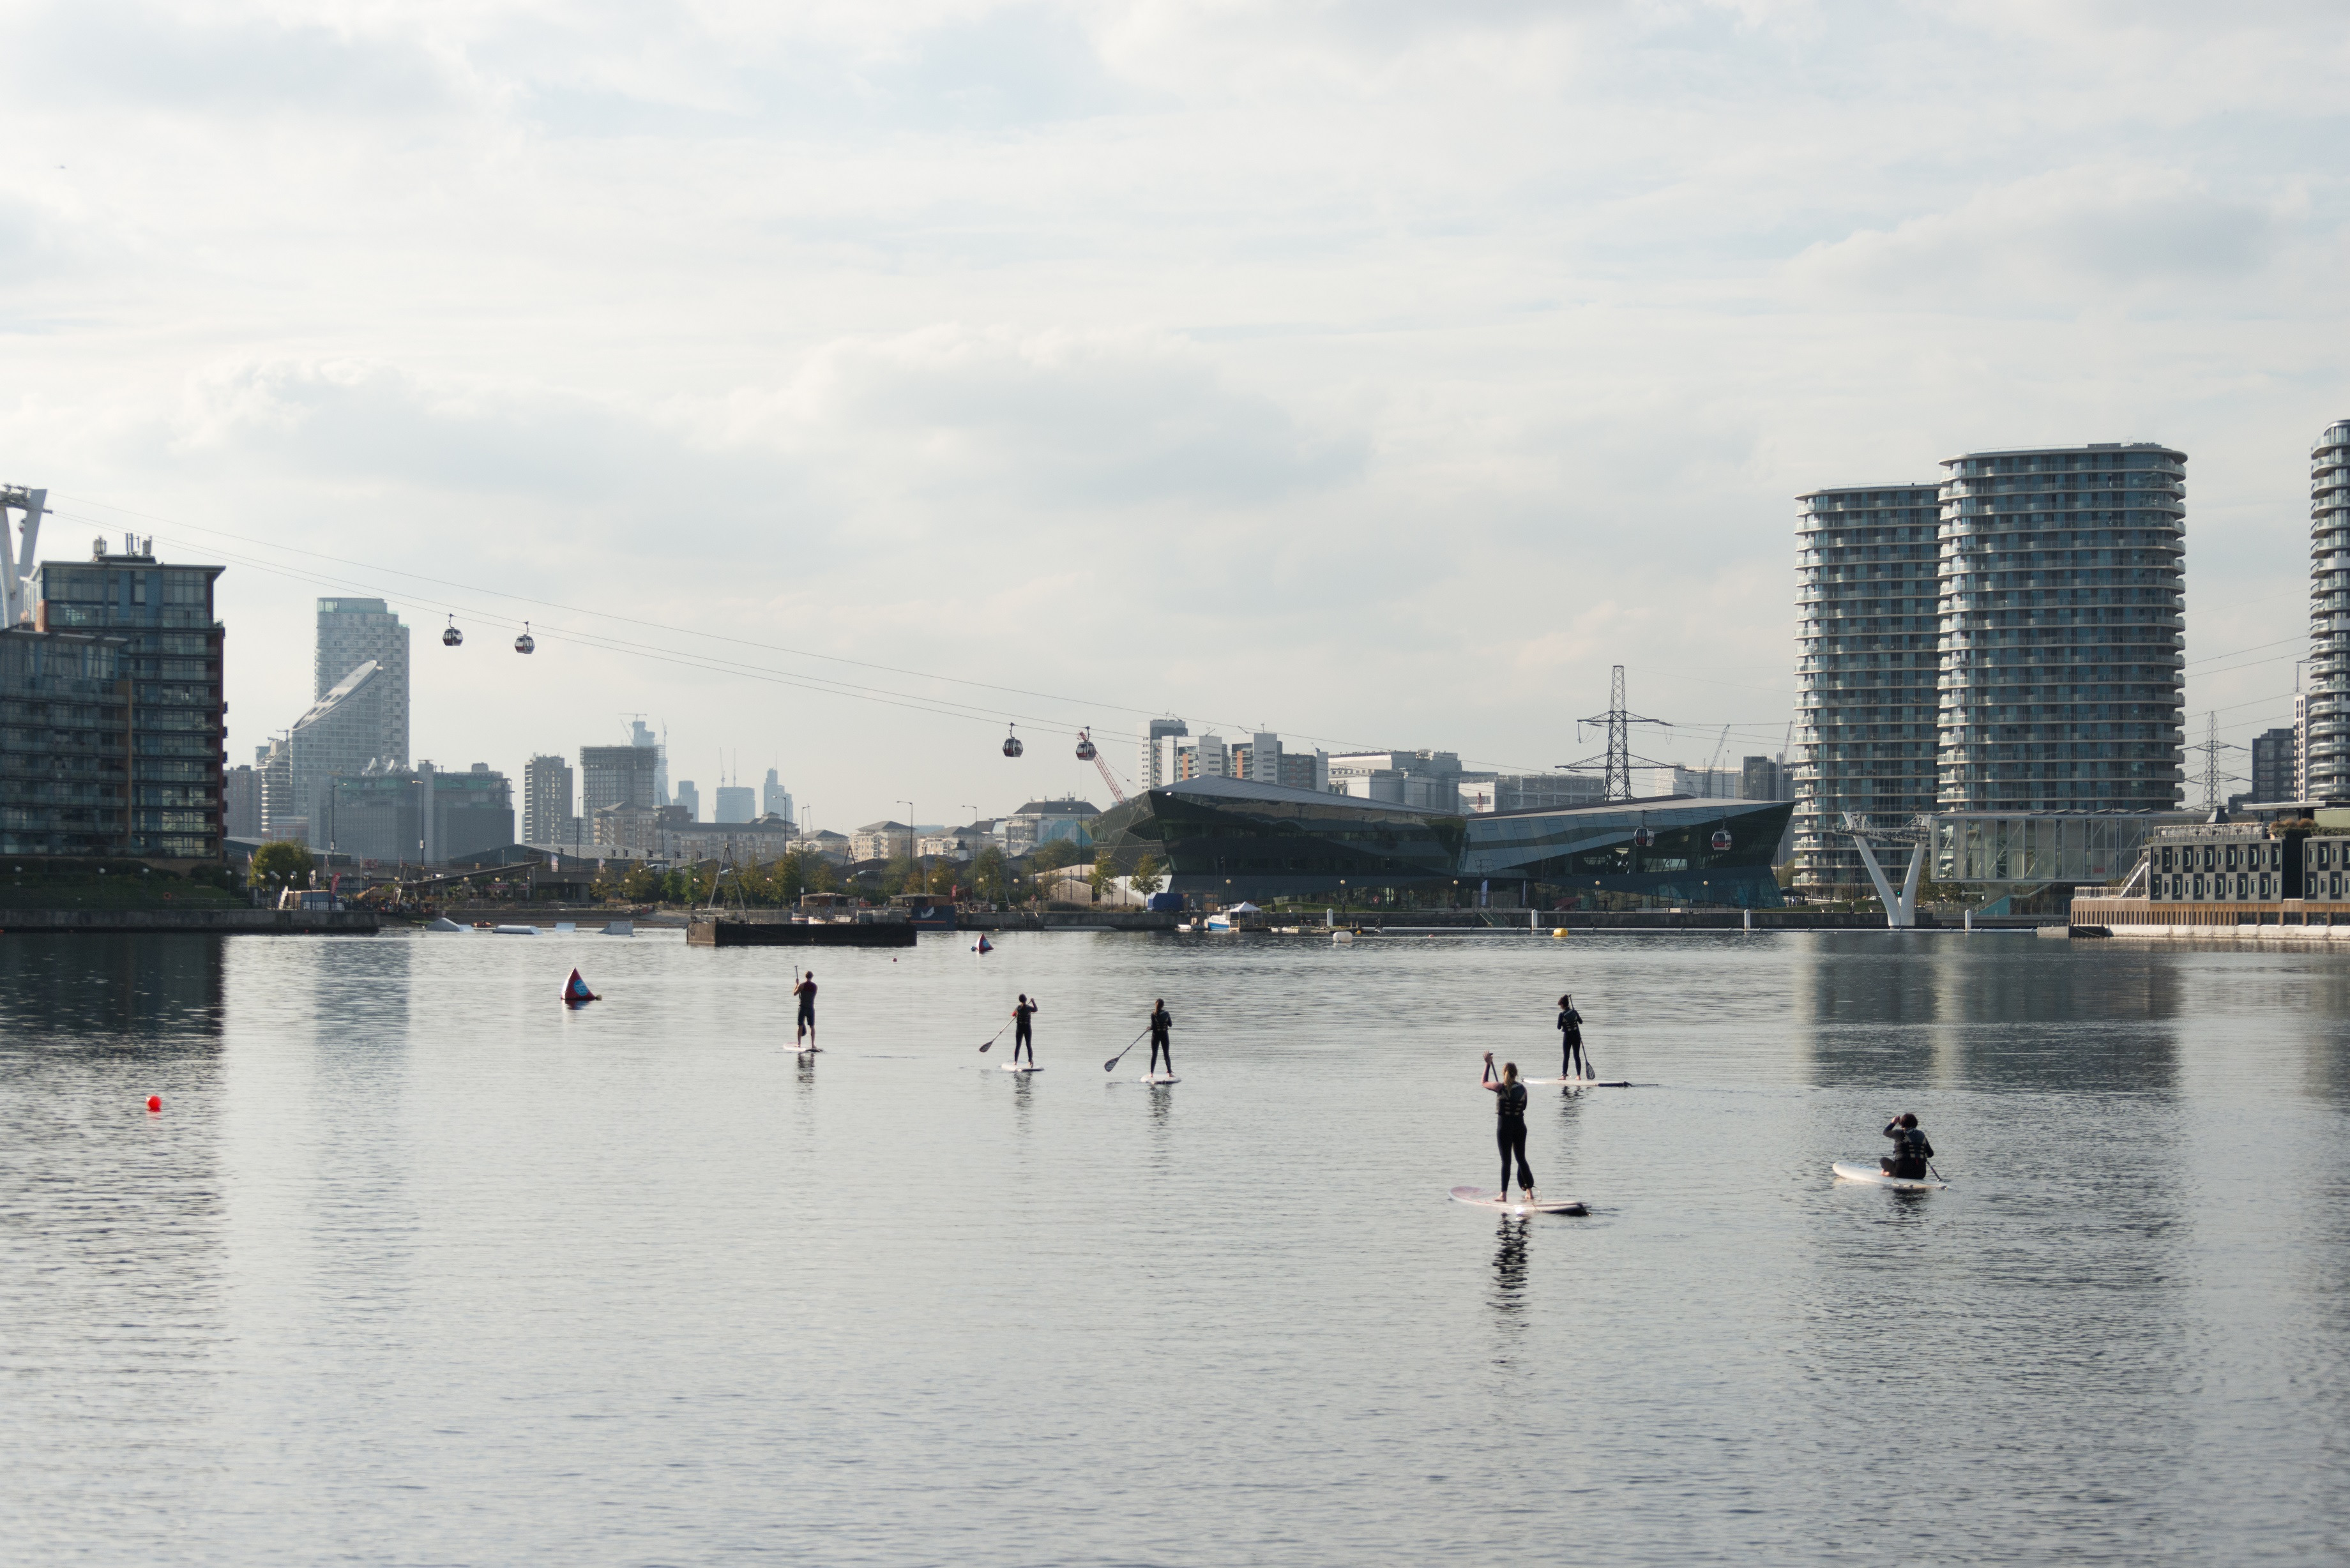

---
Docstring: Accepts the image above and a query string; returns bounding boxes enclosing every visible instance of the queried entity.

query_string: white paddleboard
[1449,1185,1587,1216]
[1831,1161,1945,1191]
[1139,1073,1179,1085]
[1001,1062,1043,1073]
[796,1044,821,1055]
[1517,1076,1632,1088]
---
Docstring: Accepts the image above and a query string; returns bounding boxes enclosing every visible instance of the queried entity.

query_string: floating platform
[686,916,917,947]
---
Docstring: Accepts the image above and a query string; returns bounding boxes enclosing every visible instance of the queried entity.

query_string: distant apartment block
[580,744,660,817]
[314,598,409,767]
[223,762,261,839]
[2305,419,2350,800]
[319,762,514,864]
[1139,718,1188,789]
[2250,727,2298,804]
[523,753,574,843]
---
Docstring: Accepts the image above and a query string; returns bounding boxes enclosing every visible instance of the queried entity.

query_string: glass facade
[1936,444,2185,813]
[0,630,132,857]
[29,553,227,864]
[1091,779,1793,907]
[2305,421,2350,800]
[1794,484,1943,892]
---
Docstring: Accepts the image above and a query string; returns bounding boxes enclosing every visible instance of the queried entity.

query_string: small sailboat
[562,968,600,1005]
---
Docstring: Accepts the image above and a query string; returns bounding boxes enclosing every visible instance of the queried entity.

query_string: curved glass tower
[1793,484,1943,891]
[2305,421,2350,801]
[1935,443,2185,813]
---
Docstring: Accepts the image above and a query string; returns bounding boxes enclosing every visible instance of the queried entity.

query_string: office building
[628,718,668,805]
[1935,443,2185,814]
[523,754,574,843]
[715,785,755,823]
[1457,772,1605,814]
[580,744,660,816]
[0,628,132,857]
[2250,727,2298,805]
[314,598,409,767]
[762,768,794,824]
[223,762,261,838]
[30,540,227,865]
[2305,420,2350,800]
[1327,750,1462,811]
[999,799,1099,858]
[318,762,515,865]
[1628,764,1742,801]
[851,820,914,862]
[1140,718,1188,789]
[673,780,700,821]
[1793,483,1943,893]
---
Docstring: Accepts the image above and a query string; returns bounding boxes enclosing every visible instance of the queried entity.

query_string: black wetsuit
[1148,1006,1172,1074]
[1013,999,1039,1064]
[794,979,817,1040]
[1557,1007,1585,1078]
[1881,1120,1934,1179]
[1495,1080,1533,1194]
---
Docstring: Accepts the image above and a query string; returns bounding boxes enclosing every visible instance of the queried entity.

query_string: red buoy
[146,1095,161,1112]
[562,967,601,1005]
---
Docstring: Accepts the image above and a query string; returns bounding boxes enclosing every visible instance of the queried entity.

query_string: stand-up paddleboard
[1139,1073,1179,1085]
[1001,1062,1043,1073]
[1449,1186,1587,1216]
[796,1044,821,1055]
[1518,1076,1632,1088]
[1831,1161,1946,1191]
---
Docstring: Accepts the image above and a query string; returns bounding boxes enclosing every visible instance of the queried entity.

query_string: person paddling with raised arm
[1556,993,1586,1080]
[1147,997,1173,1078]
[793,970,818,1050]
[1881,1112,1934,1179]
[1012,993,1040,1066]
[1482,1052,1536,1205]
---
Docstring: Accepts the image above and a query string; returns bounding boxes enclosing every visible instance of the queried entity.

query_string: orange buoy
[146,1095,161,1112]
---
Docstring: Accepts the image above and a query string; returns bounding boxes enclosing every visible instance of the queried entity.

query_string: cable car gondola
[1075,728,1097,762]
[1632,826,1655,848]
[514,621,535,654]
[441,616,463,647]
[1711,828,1734,851]
[1002,725,1024,758]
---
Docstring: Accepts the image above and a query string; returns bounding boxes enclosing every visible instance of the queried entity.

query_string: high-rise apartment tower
[1934,443,2185,813]
[523,754,574,843]
[1793,484,1943,891]
[2304,420,2350,801]
[314,599,408,767]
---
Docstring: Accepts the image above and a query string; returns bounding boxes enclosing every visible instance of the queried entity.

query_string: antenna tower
[2185,710,2243,811]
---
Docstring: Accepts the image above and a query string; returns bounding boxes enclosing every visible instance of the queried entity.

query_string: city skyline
[0,7,2340,824]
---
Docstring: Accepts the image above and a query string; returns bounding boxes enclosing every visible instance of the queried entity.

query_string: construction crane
[1075,728,1127,804]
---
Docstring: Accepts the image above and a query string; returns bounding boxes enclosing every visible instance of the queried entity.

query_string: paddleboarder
[1012,993,1040,1066]
[1147,998,1173,1077]
[1880,1112,1934,1179]
[793,970,818,1048]
[1482,1052,1536,1204]
[1556,993,1586,1079]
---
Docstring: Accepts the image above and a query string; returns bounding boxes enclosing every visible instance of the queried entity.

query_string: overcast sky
[4,0,2345,828]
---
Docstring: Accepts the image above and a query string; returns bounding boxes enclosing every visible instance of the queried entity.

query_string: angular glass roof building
[1091,776,1794,908]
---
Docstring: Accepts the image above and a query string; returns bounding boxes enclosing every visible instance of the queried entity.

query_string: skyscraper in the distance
[673,780,700,821]
[2303,419,2350,801]
[1140,718,1188,789]
[315,598,409,767]
[2249,727,2297,804]
[715,784,755,823]
[762,768,793,824]
[1935,443,2185,813]
[523,754,573,843]
[1792,483,1943,891]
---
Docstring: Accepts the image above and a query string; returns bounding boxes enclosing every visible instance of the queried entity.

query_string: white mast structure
[0,486,46,626]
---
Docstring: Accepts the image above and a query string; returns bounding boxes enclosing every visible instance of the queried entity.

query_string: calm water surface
[3,929,2346,1564]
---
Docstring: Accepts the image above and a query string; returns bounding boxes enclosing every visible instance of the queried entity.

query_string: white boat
[1204,914,1237,933]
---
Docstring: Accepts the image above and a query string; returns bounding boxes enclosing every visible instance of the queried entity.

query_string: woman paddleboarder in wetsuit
[1556,993,1586,1080]
[1482,1052,1536,1203]
[1881,1112,1934,1179]
[1147,998,1173,1077]
[1012,993,1040,1066]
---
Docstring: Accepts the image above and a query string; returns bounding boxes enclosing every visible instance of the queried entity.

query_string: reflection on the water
[0,933,226,1050]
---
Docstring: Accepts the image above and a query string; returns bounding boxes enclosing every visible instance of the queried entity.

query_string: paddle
[1103,1026,1151,1072]
[1929,1159,1952,1186]
[978,1023,1010,1054]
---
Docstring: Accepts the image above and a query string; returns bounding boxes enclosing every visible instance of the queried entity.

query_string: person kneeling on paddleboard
[1012,993,1040,1066]
[1881,1112,1933,1180]
[1482,1053,1536,1204]
[1556,993,1586,1080]
[1148,998,1172,1076]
